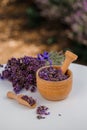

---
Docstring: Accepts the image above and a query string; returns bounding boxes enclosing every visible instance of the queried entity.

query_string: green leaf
[46,51,65,65]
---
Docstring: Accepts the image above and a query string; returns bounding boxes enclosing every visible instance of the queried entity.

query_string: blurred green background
[0,0,87,65]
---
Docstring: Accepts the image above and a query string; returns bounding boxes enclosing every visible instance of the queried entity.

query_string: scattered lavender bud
[36,105,50,119]
[37,115,45,119]
[58,113,62,116]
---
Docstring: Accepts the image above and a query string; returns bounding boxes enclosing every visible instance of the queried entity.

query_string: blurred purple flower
[76,11,82,17]
[83,0,87,12]
[35,0,49,5]
[34,0,87,44]
[37,51,52,66]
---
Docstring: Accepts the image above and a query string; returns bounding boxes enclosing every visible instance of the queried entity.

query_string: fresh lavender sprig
[37,51,52,66]
[37,51,64,66]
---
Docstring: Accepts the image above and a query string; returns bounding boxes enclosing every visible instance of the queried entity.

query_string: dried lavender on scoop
[21,95,36,106]
[7,91,36,108]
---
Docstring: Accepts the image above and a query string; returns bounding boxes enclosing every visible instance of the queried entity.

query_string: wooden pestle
[61,50,78,74]
[7,91,36,108]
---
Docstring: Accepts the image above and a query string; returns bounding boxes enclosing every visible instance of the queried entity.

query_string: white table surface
[0,63,87,130]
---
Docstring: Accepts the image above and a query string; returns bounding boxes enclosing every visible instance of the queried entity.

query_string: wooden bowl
[36,66,73,101]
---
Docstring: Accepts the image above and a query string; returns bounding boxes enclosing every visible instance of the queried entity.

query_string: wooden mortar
[36,50,78,101]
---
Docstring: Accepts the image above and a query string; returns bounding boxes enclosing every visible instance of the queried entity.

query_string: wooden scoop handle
[7,91,17,100]
[61,50,78,74]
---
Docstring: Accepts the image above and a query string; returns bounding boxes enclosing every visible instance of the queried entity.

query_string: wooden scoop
[61,50,78,74]
[7,91,36,109]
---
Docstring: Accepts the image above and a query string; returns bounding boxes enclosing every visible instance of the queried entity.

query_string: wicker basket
[36,66,73,101]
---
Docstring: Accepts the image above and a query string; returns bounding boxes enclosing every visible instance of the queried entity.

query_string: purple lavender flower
[37,51,49,60]
[35,0,87,44]
[1,56,46,93]
[13,84,22,94]
[37,51,52,66]
[83,0,87,12]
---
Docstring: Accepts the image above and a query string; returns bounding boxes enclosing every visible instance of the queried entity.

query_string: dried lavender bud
[21,95,36,106]
[58,113,62,116]
[37,115,45,119]
[36,105,50,119]
[39,67,69,81]
[0,74,4,80]
[36,105,50,116]
[29,85,37,92]
[1,56,45,93]
[0,64,3,67]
